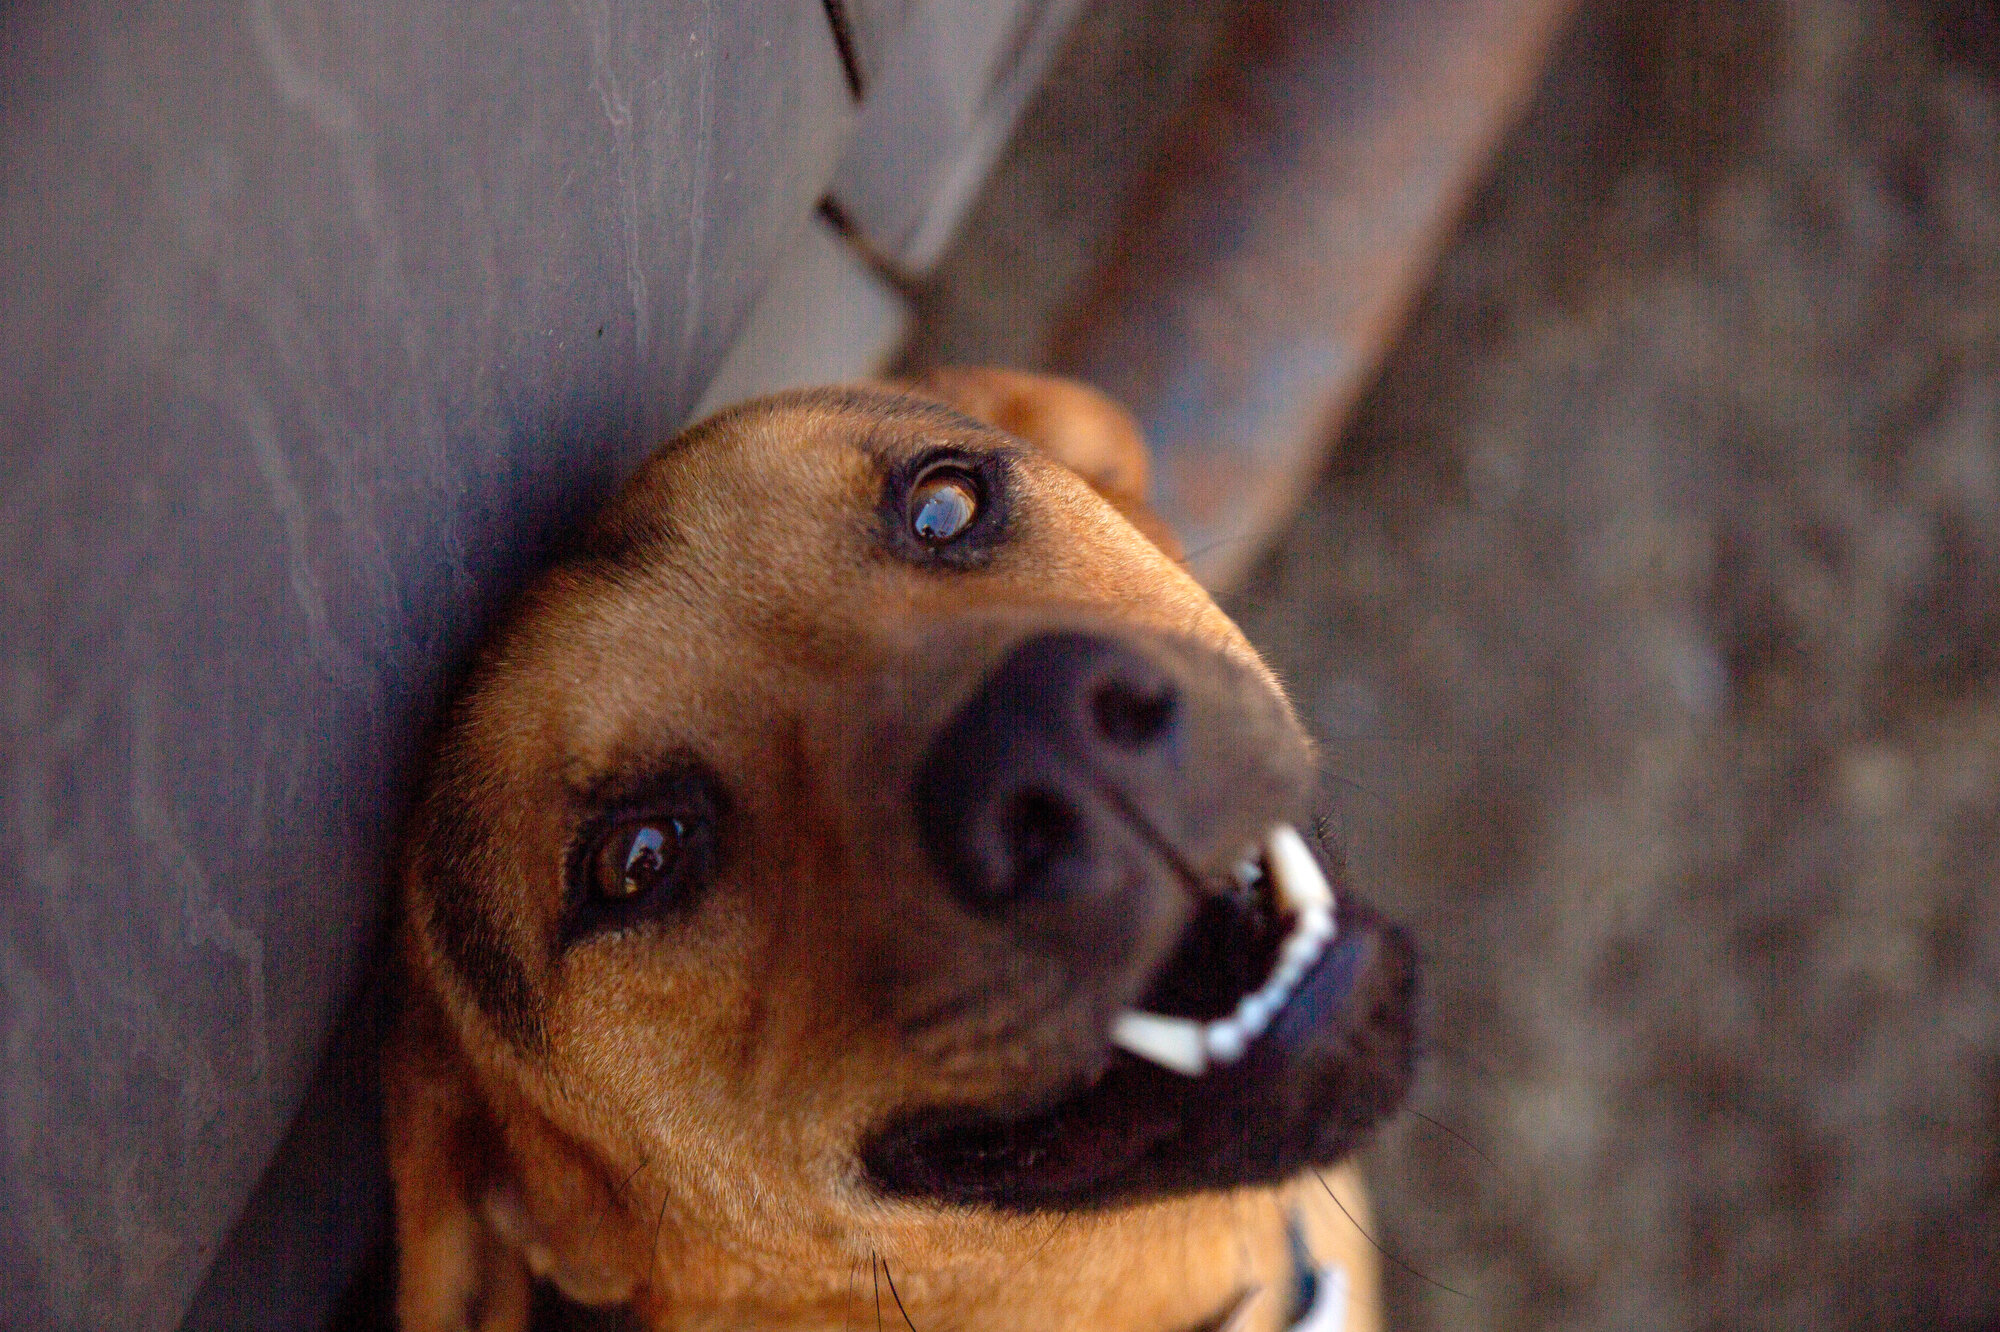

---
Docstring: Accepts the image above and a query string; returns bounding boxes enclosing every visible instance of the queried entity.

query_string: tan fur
[386,370,1385,1332]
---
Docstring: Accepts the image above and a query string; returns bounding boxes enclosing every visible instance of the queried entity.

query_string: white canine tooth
[1110,1010,1208,1076]
[1300,904,1335,942]
[1267,825,1335,914]
[1109,824,1343,1080]
[1283,930,1323,967]
[1270,957,1307,996]
[1204,1019,1248,1063]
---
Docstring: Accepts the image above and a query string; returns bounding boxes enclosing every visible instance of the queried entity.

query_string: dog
[383,368,1418,1332]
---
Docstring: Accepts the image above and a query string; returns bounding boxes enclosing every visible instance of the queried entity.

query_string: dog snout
[913,631,1188,912]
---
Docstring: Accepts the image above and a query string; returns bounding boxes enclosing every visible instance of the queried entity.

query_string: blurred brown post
[1054,0,1583,589]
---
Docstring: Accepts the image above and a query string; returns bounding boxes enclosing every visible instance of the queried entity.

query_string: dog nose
[914,632,1183,911]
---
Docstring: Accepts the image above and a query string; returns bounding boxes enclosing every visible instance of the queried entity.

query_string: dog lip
[856,877,1418,1210]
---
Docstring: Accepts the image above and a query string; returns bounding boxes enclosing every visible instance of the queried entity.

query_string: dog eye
[593,818,687,902]
[909,467,979,543]
[563,767,723,945]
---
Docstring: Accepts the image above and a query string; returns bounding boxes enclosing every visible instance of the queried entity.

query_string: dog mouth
[860,824,1417,1210]
[1107,825,1339,1076]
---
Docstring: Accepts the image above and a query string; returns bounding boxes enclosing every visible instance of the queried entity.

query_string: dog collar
[1282,1207,1350,1332]
[1195,1209,1349,1332]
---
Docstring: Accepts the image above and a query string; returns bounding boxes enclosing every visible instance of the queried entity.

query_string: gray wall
[0,2,857,1326]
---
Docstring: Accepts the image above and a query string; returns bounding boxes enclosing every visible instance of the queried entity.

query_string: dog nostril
[1001,788,1083,888]
[1090,678,1178,749]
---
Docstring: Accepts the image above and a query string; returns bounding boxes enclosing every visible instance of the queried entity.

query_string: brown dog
[384,369,1417,1332]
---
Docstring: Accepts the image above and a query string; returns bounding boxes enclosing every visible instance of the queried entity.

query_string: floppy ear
[384,989,646,1330]
[383,996,533,1332]
[907,367,1184,560]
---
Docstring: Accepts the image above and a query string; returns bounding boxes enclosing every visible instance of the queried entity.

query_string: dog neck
[600,1170,1380,1332]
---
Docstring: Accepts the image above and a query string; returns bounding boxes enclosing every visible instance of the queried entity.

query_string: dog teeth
[1108,823,1340,1078]
[1269,824,1334,914]
[1109,1010,1210,1076]
[1204,1020,1249,1063]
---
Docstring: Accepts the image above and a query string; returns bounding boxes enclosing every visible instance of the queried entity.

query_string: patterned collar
[1282,1208,1350,1331]
[1187,1209,1349,1332]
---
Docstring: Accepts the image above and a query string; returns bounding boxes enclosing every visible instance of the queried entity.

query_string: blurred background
[5,0,1997,1328]
[918,1,2000,1326]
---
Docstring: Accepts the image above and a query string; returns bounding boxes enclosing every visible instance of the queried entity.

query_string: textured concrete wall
[0,3,853,1327]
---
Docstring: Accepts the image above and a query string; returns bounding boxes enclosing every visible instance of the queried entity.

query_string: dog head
[387,369,1415,1330]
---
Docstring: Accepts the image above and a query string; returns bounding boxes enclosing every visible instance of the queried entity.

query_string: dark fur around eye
[561,764,724,945]
[878,447,1015,568]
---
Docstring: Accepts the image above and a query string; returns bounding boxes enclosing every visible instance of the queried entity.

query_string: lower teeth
[1108,824,1338,1077]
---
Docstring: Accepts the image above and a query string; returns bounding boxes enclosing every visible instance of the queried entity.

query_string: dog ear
[385,991,646,1328]
[906,367,1184,560]
[383,998,534,1332]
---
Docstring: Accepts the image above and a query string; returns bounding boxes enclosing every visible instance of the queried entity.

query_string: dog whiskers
[1313,1169,1471,1302]
[1310,762,1389,811]
[879,1254,920,1331]
[1082,766,1212,899]
[1399,1105,1498,1170]
[1185,526,1262,566]
[584,1156,649,1260]
[650,1182,673,1271]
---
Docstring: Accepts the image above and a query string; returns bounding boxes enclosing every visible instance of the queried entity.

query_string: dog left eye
[593,818,687,902]
[909,467,980,543]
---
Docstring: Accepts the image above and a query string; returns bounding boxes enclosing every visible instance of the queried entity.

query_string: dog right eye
[592,818,687,902]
